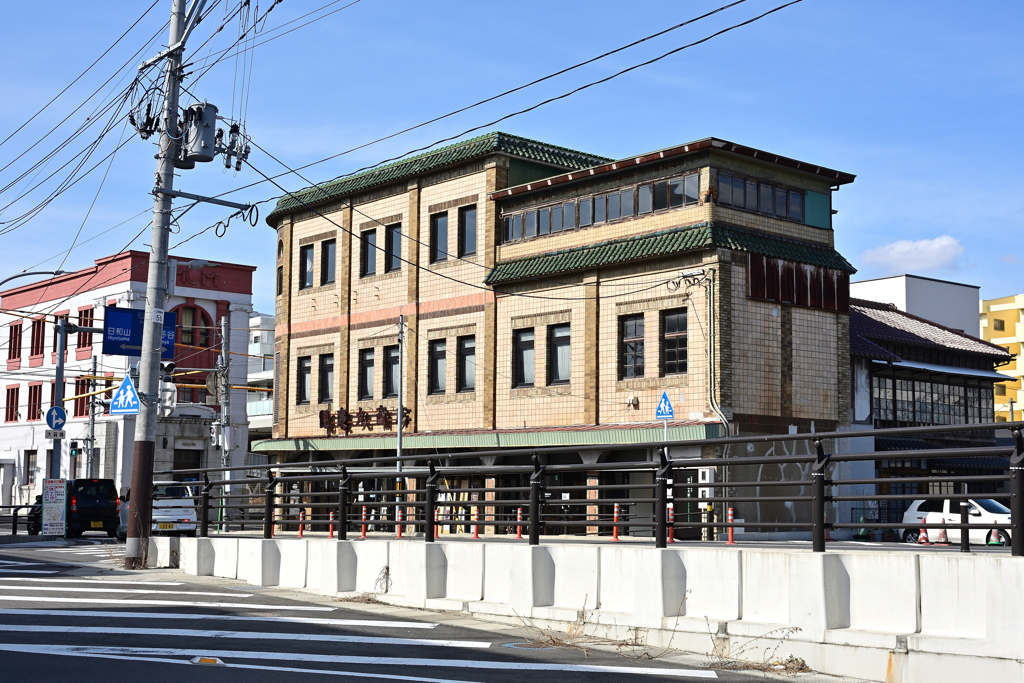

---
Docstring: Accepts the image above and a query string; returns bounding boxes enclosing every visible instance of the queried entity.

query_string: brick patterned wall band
[427,194,479,214]
[360,213,403,231]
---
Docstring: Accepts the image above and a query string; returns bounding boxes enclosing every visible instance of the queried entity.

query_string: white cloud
[1000,254,1019,264]
[859,235,964,273]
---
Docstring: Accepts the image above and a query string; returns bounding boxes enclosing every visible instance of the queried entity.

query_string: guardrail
[154,421,1024,556]
[0,505,37,535]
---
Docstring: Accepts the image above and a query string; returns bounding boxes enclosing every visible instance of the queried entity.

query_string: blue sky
[0,0,1020,315]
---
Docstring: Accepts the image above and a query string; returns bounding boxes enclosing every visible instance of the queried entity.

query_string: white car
[901,498,1011,545]
[116,482,198,541]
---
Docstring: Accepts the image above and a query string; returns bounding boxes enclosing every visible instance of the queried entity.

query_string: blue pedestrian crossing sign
[655,391,674,420]
[109,374,141,415]
[45,406,67,430]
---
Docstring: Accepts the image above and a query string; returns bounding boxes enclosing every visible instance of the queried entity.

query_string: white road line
[0,624,489,649]
[0,570,58,575]
[0,586,249,597]
[0,561,50,566]
[0,596,334,611]
[0,609,434,629]
[0,644,718,678]
[0,645,481,683]
[0,578,182,586]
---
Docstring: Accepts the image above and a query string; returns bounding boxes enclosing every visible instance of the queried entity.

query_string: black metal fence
[154,421,1024,556]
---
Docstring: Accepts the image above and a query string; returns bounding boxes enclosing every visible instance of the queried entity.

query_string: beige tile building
[259,133,858,534]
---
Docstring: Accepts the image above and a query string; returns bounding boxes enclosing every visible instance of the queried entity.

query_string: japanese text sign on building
[102,306,177,359]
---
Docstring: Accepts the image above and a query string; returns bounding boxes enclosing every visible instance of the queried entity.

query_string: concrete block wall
[178,538,1024,683]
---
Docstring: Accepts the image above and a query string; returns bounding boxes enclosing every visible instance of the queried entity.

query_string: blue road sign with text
[102,306,176,359]
[655,391,674,420]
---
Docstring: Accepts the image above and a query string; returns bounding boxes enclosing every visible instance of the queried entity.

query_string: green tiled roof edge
[484,222,856,285]
[265,132,611,225]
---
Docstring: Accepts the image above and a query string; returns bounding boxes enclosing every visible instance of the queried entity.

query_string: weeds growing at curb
[704,617,810,675]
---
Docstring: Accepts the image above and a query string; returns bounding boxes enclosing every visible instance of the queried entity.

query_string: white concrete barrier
[175,538,1024,683]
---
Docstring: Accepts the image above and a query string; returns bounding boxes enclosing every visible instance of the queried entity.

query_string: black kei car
[28,479,119,537]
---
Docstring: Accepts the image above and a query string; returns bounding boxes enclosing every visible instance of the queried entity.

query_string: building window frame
[717,169,805,224]
[430,212,448,264]
[318,353,334,404]
[456,335,475,392]
[428,339,447,394]
[619,314,645,379]
[296,356,312,405]
[298,244,314,290]
[513,328,535,388]
[358,349,374,400]
[7,323,22,361]
[661,308,687,376]
[5,386,18,422]
[458,205,477,257]
[384,224,402,273]
[320,239,336,286]
[77,308,94,348]
[360,229,377,278]
[384,345,400,398]
[27,383,42,421]
[547,324,571,385]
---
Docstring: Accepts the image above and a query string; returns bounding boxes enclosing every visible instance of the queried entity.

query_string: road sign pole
[126,0,187,570]
[50,317,68,479]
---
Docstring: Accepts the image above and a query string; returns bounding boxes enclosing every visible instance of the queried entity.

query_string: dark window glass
[524,210,537,238]
[547,324,571,385]
[550,204,563,232]
[297,356,311,404]
[775,187,788,218]
[620,314,644,379]
[732,177,745,208]
[513,329,535,387]
[320,239,336,285]
[385,224,402,272]
[503,216,513,242]
[512,214,522,241]
[428,340,446,394]
[456,335,475,392]
[562,202,575,230]
[621,189,633,217]
[458,205,477,256]
[608,192,620,220]
[358,349,374,400]
[360,230,376,277]
[579,197,593,227]
[717,173,732,205]
[384,345,399,398]
[594,195,606,223]
[298,245,314,289]
[745,179,758,211]
[430,213,448,262]
[276,266,283,296]
[685,174,700,205]
[788,191,803,222]
[662,309,687,376]
[759,183,773,214]
[653,181,669,211]
[538,207,550,235]
[318,354,334,403]
[669,178,683,208]
[638,184,653,214]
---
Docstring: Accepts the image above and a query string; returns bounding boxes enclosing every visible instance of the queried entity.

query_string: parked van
[901,498,1011,544]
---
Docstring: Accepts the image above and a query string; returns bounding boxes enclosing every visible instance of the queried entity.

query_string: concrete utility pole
[125,0,187,570]
[86,356,97,478]
[219,315,231,467]
[50,316,68,480]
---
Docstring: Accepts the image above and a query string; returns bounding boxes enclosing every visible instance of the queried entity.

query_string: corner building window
[385,224,402,273]
[547,324,570,385]
[318,354,334,403]
[458,205,477,256]
[358,349,374,400]
[620,314,644,379]
[513,329,535,388]
[320,240,336,285]
[456,336,475,392]
[298,245,314,289]
[428,340,446,394]
[360,230,376,277]
[661,309,687,376]
[384,345,399,397]
[430,213,447,263]
[296,357,311,405]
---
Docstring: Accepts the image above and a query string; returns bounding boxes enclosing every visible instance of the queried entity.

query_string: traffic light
[69,441,79,459]
[159,361,176,378]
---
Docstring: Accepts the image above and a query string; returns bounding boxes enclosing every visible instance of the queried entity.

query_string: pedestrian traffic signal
[69,441,79,458]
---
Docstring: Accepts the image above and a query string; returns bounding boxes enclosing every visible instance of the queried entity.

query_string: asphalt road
[0,534,865,683]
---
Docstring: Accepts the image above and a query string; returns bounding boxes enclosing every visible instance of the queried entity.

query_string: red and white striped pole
[611,503,621,542]
[516,507,523,540]
[396,506,403,540]
[434,508,440,538]
[328,511,334,539]
[472,507,480,539]
[726,506,736,545]
[298,509,305,538]
[668,505,675,544]
[360,505,367,539]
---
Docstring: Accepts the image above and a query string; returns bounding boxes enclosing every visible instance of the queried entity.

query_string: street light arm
[0,270,65,289]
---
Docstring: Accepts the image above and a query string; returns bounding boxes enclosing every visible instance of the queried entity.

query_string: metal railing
[154,421,1024,556]
[0,505,37,535]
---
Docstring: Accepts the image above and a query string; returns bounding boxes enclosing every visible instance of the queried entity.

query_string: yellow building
[980,294,1023,420]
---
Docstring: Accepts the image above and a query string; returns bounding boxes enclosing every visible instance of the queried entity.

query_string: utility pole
[125,0,187,570]
[86,356,97,478]
[50,316,68,480]
[219,315,231,467]
[397,315,404,473]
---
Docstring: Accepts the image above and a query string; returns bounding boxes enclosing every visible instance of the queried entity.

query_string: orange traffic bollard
[516,507,523,540]
[361,505,367,539]
[298,509,305,538]
[935,518,949,546]
[473,508,480,539]
[726,507,736,545]
[611,503,621,542]
[668,505,675,544]
[328,511,334,539]
[396,506,403,540]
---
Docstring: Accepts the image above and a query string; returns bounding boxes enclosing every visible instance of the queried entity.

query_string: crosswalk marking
[0,578,181,586]
[0,624,490,649]
[0,596,334,610]
[0,644,718,678]
[0,585,250,597]
[0,609,436,629]
[0,569,59,574]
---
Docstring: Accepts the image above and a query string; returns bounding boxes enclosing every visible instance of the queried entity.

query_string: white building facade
[0,251,255,505]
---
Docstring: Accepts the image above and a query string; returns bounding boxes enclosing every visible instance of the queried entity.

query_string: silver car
[116,483,198,541]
